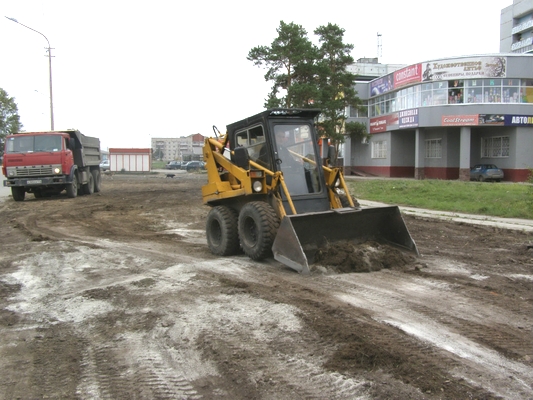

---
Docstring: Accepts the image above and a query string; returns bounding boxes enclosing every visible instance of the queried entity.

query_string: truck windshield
[5,135,62,153]
[273,124,321,195]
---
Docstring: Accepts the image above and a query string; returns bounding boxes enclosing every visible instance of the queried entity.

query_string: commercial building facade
[342,0,533,182]
[345,54,533,182]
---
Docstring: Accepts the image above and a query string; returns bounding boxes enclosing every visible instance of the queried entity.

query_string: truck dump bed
[68,130,101,167]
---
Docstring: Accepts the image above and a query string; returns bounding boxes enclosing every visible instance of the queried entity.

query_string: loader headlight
[252,180,263,192]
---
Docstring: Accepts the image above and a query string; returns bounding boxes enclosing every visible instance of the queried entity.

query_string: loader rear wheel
[238,202,280,261]
[206,206,240,256]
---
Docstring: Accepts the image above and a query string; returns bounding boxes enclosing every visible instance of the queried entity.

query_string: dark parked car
[166,161,182,170]
[470,164,504,182]
[185,161,205,172]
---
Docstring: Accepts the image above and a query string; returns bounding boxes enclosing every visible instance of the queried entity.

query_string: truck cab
[2,130,101,201]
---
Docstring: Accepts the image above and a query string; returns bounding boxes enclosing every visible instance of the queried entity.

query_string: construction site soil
[0,172,532,399]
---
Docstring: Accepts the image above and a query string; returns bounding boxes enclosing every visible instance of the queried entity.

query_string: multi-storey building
[151,133,205,162]
[500,0,533,54]
[345,55,532,182]
[343,1,533,182]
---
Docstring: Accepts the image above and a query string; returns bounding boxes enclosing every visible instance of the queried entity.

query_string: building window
[371,141,387,159]
[370,74,533,116]
[347,102,368,118]
[521,79,533,103]
[481,136,510,158]
[425,139,442,158]
[448,80,464,104]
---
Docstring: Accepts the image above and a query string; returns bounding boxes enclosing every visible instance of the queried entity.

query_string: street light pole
[5,16,55,130]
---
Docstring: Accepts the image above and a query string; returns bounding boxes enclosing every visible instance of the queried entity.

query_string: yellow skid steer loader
[202,109,417,274]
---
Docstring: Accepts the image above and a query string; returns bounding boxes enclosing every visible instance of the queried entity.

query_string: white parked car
[99,159,110,171]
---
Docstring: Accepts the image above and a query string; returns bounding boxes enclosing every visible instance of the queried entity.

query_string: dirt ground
[0,172,532,399]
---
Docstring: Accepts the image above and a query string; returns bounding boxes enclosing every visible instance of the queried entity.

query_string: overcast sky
[1,0,512,151]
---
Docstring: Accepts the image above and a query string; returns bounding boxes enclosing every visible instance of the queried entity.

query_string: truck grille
[13,166,54,177]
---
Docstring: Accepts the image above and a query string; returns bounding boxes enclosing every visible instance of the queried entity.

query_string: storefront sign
[370,116,389,133]
[479,114,505,125]
[399,109,419,128]
[442,114,533,126]
[423,56,506,81]
[394,64,422,89]
[370,73,394,97]
[442,115,479,126]
[505,115,533,126]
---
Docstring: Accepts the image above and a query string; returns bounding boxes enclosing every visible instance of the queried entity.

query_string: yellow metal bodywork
[202,134,349,218]
[202,131,418,274]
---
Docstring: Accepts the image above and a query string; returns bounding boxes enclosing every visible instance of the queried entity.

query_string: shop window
[371,141,387,159]
[425,139,442,158]
[481,136,509,158]
[432,81,448,105]
[502,79,520,103]
[483,79,502,103]
[521,79,533,103]
[448,80,464,104]
[421,83,433,106]
[465,80,482,103]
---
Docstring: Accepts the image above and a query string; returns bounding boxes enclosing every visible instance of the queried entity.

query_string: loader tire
[206,206,240,256]
[238,201,280,261]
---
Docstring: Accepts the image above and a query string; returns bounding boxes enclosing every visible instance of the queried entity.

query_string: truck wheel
[66,174,78,198]
[92,170,102,193]
[83,173,95,195]
[206,206,240,256]
[11,187,25,202]
[238,202,280,260]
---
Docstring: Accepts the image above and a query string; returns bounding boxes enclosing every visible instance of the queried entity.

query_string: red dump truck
[2,130,102,201]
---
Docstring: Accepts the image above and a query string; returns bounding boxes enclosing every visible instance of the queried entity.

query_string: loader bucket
[272,206,418,274]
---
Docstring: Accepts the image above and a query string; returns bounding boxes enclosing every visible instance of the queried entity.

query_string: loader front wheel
[238,202,280,261]
[206,206,240,256]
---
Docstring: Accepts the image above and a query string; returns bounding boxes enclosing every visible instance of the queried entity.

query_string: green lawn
[346,178,533,220]
[152,161,167,169]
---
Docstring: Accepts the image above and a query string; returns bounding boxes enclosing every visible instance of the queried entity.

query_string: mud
[0,172,532,399]
[313,241,417,273]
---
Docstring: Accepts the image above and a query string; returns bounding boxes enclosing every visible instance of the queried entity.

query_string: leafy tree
[314,23,363,159]
[248,21,366,161]
[247,21,317,108]
[345,121,369,142]
[0,88,23,156]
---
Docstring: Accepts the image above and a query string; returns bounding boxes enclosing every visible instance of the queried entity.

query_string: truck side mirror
[233,146,250,169]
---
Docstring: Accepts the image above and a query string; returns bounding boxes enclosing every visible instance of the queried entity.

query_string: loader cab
[272,123,320,195]
[227,109,331,215]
